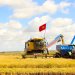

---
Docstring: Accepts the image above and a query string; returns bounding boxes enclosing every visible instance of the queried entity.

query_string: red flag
[39,24,46,32]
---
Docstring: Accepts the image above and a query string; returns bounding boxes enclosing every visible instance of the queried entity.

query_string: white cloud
[0,23,6,29]
[27,15,50,32]
[6,20,22,30]
[59,1,71,14]
[11,0,72,18]
[0,20,26,51]
[51,18,73,27]
[10,0,57,18]
[59,1,71,9]
[47,17,75,45]
[0,0,72,18]
[42,0,58,14]
[0,29,6,35]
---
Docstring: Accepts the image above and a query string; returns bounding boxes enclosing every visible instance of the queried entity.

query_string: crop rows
[0,55,75,68]
[0,68,75,75]
[0,53,75,75]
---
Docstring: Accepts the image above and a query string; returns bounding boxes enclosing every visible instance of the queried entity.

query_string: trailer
[56,36,75,58]
[47,34,75,58]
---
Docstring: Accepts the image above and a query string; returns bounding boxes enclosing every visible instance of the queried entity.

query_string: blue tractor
[55,35,75,58]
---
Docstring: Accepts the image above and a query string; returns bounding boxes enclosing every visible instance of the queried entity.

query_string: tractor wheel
[63,53,71,58]
[54,53,61,58]
[22,54,26,58]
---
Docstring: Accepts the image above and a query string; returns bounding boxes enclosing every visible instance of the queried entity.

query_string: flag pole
[44,25,46,39]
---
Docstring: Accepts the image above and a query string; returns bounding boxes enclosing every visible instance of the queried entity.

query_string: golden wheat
[0,54,75,68]
[0,68,75,73]
[0,53,75,74]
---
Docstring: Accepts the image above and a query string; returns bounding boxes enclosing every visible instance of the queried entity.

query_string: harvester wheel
[44,49,49,54]
[63,53,71,58]
[47,49,49,54]
[34,54,37,58]
[45,54,47,58]
[22,54,26,58]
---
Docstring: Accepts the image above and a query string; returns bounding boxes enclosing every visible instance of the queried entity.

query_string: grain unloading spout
[47,34,64,48]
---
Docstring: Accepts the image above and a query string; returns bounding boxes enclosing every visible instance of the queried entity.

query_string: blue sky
[0,0,75,51]
[0,6,12,23]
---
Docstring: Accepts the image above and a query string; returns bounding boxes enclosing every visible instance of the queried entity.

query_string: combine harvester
[22,38,49,58]
[47,34,75,58]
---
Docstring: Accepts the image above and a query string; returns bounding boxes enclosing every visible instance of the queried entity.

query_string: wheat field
[0,52,75,75]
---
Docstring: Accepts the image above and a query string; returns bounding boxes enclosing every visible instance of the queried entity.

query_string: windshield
[35,40,46,47]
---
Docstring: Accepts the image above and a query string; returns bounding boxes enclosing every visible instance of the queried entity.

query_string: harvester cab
[22,38,49,58]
